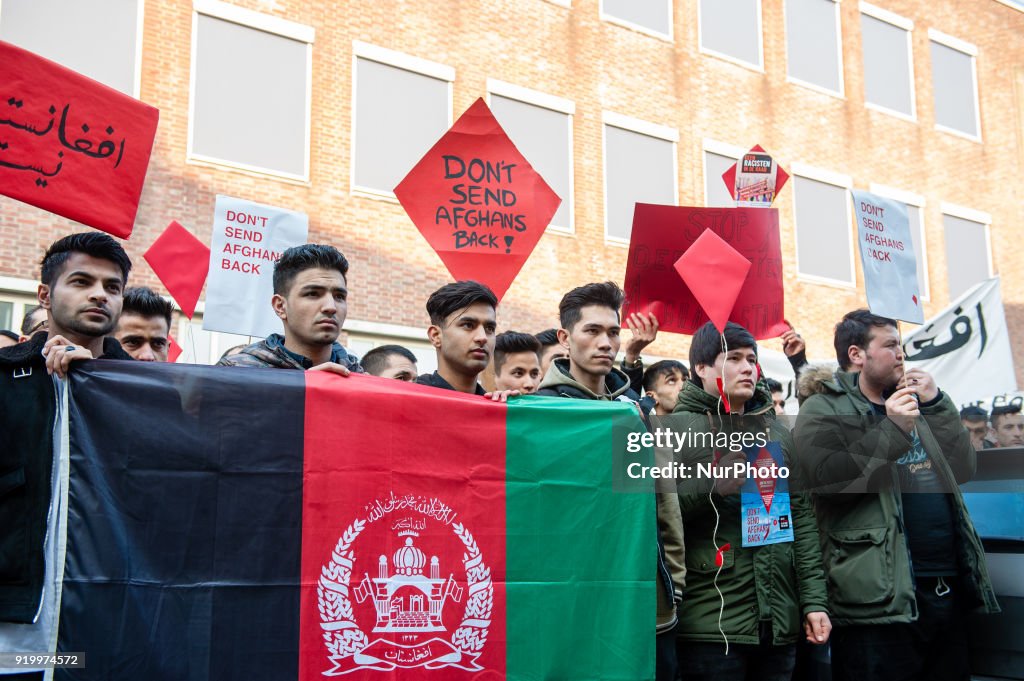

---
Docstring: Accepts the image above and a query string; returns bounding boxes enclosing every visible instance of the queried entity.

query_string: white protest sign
[203,195,308,338]
[852,189,923,324]
[903,277,1017,406]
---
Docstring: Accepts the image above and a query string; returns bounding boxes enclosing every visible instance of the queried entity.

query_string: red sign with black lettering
[394,98,560,301]
[0,41,159,239]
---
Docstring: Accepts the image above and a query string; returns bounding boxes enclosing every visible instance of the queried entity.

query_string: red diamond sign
[673,229,751,333]
[394,98,561,301]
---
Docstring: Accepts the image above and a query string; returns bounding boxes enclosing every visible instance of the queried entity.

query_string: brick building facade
[0,0,1021,388]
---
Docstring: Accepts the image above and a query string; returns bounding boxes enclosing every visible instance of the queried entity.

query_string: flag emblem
[318,493,493,675]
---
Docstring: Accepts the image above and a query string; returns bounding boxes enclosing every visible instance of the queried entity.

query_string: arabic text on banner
[202,195,309,339]
[903,277,1017,405]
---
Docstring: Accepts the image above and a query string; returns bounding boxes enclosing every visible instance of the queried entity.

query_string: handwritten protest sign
[0,41,159,239]
[202,195,308,338]
[851,189,923,324]
[623,204,787,339]
[722,145,789,208]
[394,98,561,301]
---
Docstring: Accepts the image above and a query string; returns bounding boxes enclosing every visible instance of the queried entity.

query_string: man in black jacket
[0,232,133,627]
[415,281,517,401]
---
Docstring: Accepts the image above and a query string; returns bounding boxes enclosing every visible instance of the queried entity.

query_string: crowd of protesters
[0,231,1011,681]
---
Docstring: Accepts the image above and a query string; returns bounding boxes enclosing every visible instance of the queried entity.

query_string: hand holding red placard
[622,204,787,339]
[395,98,561,300]
[0,41,159,239]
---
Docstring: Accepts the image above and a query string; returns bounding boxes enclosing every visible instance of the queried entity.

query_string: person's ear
[695,362,716,384]
[848,344,865,369]
[557,328,570,350]
[271,293,287,320]
[38,283,52,311]
[427,324,443,349]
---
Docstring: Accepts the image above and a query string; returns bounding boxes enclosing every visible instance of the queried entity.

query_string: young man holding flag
[535,281,686,681]
[1,233,133,639]
[416,281,517,401]
[217,244,360,374]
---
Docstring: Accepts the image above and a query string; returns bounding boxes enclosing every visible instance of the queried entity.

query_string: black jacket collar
[0,331,133,366]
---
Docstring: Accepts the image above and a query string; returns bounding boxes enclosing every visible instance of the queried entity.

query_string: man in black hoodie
[0,233,133,632]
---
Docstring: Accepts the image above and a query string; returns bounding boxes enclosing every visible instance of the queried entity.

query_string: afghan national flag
[17,362,654,679]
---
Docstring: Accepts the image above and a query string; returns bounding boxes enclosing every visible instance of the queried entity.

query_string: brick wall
[1,0,1021,385]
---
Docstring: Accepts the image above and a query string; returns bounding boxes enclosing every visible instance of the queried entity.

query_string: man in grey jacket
[218,244,360,374]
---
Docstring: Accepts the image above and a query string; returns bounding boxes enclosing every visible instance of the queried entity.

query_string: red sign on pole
[0,41,159,239]
[394,98,561,301]
[622,204,788,339]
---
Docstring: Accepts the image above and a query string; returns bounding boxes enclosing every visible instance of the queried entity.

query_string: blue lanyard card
[740,441,794,547]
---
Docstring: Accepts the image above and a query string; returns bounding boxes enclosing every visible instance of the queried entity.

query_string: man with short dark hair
[960,405,993,450]
[362,344,418,381]
[536,281,684,680]
[991,404,1024,448]
[673,321,830,680]
[416,281,517,401]
[795,309,998,681]
[19,304,48,342]
[537,282,635,400]
[114,286,174,362]
[218,244,359,374]
[0,232,133,626]
[642,359,688,416]
[493,331,542,394]
[766,377,786,415]
[534,328,566,378]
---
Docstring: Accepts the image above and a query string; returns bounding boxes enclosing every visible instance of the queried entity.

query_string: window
[785,0,843,94]
[702,143,743,208]
[352,42,453,197]
[929,30,980,138]
[603,113,677,243]
[860,4,915,118]
[942,208,991,300]
[869,185,930,300]
[0,0,142,95]
[0,301,11,333]
[699,0,763,69]
[601,0,672,39]
[189,1,313,179]
[792,167,854,286]
[488,81,574,232]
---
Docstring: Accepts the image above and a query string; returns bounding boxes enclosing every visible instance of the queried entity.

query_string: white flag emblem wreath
[317,495,494,675]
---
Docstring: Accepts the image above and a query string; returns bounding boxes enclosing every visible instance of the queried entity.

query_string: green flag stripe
[505,396,654,680]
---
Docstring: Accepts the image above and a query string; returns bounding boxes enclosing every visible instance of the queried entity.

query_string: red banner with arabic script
[0,41,159,239]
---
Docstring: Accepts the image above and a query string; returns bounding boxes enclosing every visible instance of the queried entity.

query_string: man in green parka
[794,309,999,681]
[669,321,830,680]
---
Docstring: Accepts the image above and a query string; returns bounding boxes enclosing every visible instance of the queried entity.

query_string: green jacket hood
[536,358,635,401]
[674,378,775,417]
